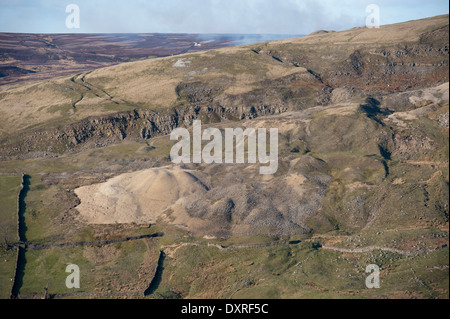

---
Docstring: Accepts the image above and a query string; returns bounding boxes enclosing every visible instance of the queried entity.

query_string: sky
[0,0,448,34]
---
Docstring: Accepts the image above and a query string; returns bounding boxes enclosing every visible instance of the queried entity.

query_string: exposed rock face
[392,134,435,161]
[326,43,449,93]
[0,101,292,160]
[255,35,448,95]
[439,112,449,128]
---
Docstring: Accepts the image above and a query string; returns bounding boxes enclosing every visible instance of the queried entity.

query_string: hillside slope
[0,15,448,159]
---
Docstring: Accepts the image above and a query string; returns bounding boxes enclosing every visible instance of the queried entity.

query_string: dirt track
[321,244,448,256]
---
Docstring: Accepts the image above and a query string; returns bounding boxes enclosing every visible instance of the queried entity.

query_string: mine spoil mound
[74,162,329,237]
[74,167,208,225]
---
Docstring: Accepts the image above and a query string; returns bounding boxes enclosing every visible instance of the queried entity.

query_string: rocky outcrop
[439,112,449,128]
[1,65,329,160]
[0,84,311,160]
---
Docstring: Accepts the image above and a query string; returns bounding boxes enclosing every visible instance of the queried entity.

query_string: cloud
[77,0,362,34]
[0,0,448,34]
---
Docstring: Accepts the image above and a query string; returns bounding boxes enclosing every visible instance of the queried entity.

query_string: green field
[0,175,21,298]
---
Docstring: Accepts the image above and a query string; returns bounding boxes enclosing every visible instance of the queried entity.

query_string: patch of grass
[20,247,92,295]
[46,103,74,116]
[0,175,21,244]
[20,239,152,296]
[0,249,17,298]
